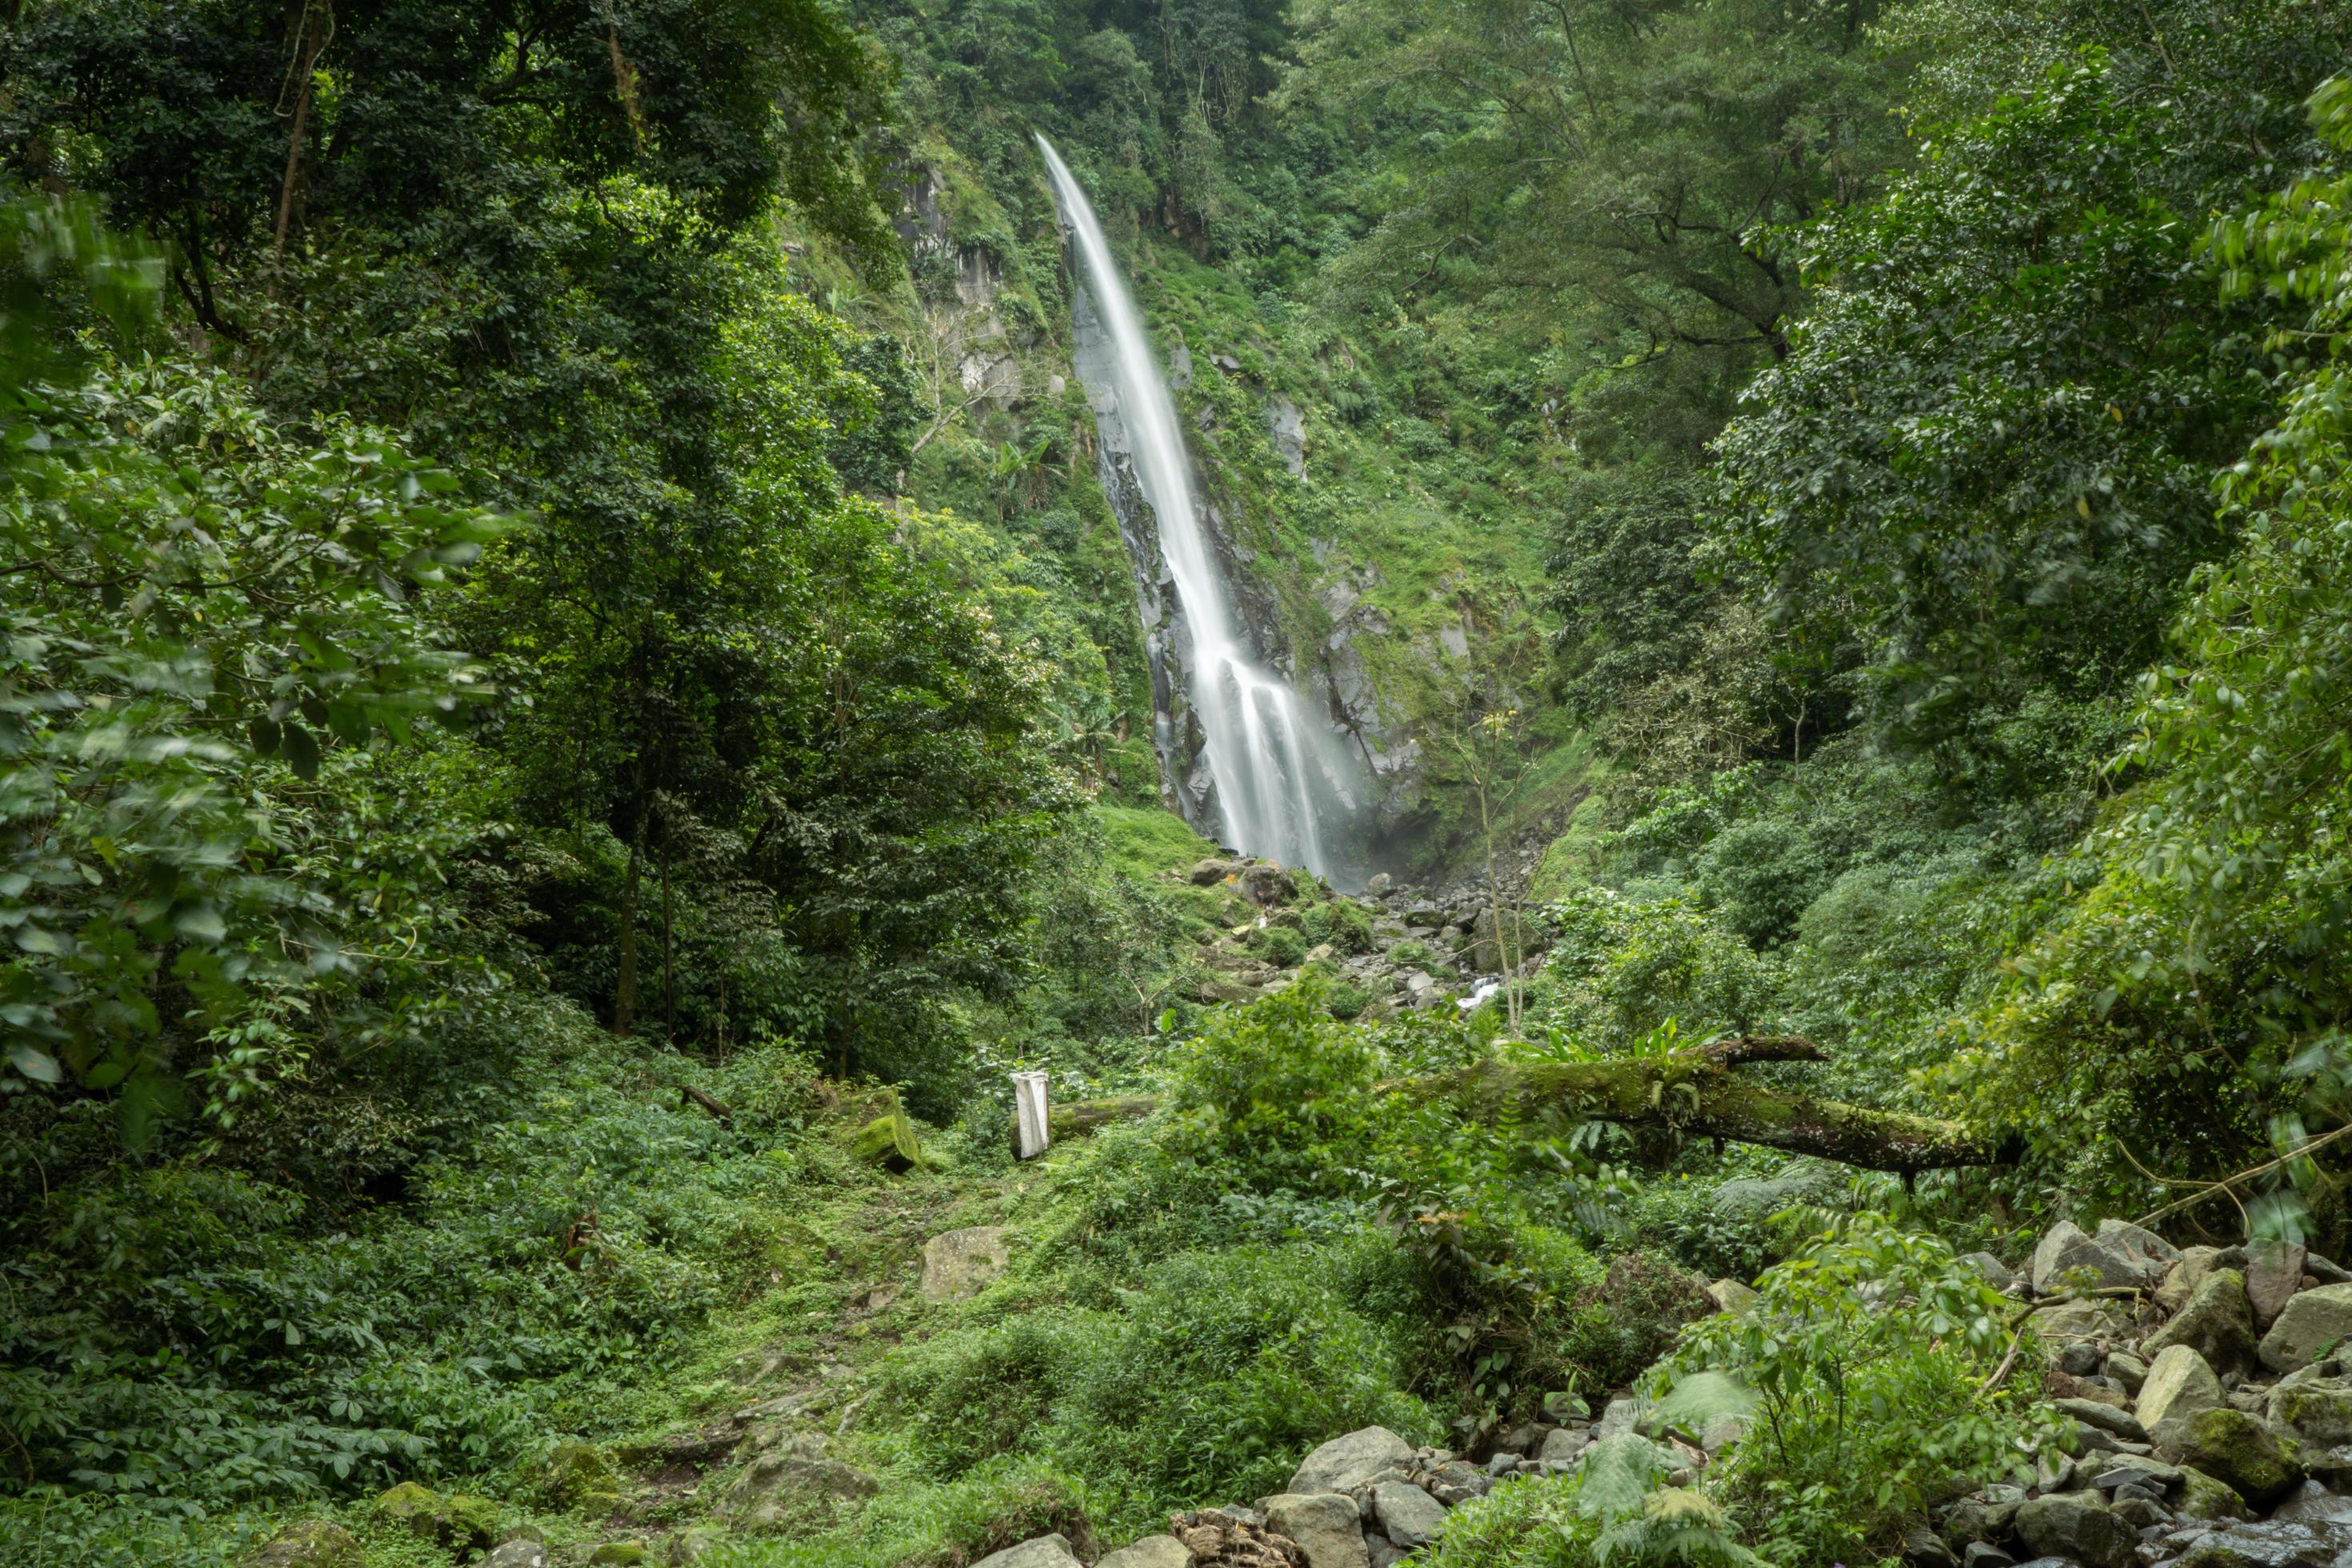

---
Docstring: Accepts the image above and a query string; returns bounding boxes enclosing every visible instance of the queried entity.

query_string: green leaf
[282,720,321,780]
[7,1043,62,1083]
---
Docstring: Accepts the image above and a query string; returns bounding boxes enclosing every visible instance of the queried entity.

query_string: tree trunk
[1014,1040,2006,1174]
[614,827,642,1038]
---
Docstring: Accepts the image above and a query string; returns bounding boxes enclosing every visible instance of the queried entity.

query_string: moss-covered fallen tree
[1019,1038,2006,1174]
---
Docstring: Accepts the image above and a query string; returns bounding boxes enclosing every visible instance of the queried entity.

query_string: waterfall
[1038,135,1363,886]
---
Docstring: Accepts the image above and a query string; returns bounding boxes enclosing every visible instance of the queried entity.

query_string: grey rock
[2032,1220,2148,1294]
[1262,1493,1370,1568]
[1963,1251,2020,1292]
[2056,1397,2150,1442]
[2030,1296,2131,1347]
[2014,1491,2138,1568]
[2061,1340,2106,1376]
[2037,1450,2077,1492]
[1289,1428,1417,1496]
[1372,1482,1449,1550]
[2083,1454,2184,1494]
[1961,1545,2017,1568]
[2111,1495,2170,1530]
[1485,1451,1518,1477]
[481,1544,550,1568]
[970,1536,1083,1568]
[1366,1535,1408,1568]
[1533,1438,1590,1476]
[2158,1246,2224,1313]
[1422,1459,1487,1506]
[727,1435,876,1526]
[2267,1374,2352,1450]
[2097,1218,2182,1276]
[2309,1254,2352,1286]
[2152,1408,2306,1509]
[1904,1525,1960,1567]
[1096,1535,1191,1568]
[1267,397,1306,476]
[2146,1269,2262,1377]
[918,1226,1010,1302]
[2271,1482,2352,1526]
[246,1521,364,1568]
[2106,1351,2150,1394]
[2168,1516,2352,1567]
[2247,1239,2310,1333]
[2260,1283,2352,1374]
[1699,1414,1745,1455]
[2141,1346,2229,1430]
[1594,1398,1641,1441]
[1944,1493,2021,1544]
[1707,1278,1759,1315]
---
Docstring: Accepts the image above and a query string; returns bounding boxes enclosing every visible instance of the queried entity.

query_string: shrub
[1258,926,1309,967]
[1653,1215,2065,1564]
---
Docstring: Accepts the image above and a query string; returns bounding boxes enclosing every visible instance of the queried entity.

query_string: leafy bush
[1653,1215,2062,1564]
[1257,926,1309,967]
[1302,900,1377,955]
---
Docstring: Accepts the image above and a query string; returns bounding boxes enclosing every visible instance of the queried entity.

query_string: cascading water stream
[1038,135,1362,885]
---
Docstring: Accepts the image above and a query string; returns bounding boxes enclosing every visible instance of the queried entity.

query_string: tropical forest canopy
[2,0,2350,1565]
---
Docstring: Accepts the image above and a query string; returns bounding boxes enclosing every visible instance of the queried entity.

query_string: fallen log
[1015,1043,2004,1174]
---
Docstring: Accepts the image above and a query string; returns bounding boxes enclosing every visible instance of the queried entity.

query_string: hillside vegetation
[3,2,2352,1567]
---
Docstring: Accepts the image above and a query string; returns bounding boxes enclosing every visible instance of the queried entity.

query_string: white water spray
[1038,135,1361,882]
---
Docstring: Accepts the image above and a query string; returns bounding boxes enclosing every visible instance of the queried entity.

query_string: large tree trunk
[1018,1038,2006,1174]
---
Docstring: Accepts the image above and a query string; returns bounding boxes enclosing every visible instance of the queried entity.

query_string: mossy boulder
[846,1091,923,1171]
[2174,1464,2253,1521]
[242,1519,362,1568]
[2144,1268,2262,1378]
[2153,1408,2305,1510]
[589,1546,649,1566]
[370,1482,498,1552]
[546,1441,622,1513]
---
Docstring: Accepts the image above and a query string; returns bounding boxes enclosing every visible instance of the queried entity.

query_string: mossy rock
[589,1545,649,1566]
[546,1440,622,1512]
[242,1519,362,1568]
[2154,1408,2304,1510]
[373,1482,446,1540]
[849,1107,922,1171]
[2174,1464,2252,1521]
[370,1481,498,1552]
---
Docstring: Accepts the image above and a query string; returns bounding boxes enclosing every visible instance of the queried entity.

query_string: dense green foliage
[7,0,2352,1564]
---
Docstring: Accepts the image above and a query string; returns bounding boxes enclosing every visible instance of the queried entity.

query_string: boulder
[2145,1269,2262,1377]
[727,1434,878,1526]
[849,1105,922,1171]
[2246,1239,2309,1332]
[2159,1246,2230,1314]
[1707,1279,1759,1315]
[1191,858,1242,886]
[2030,1221,2146,1294]
[1288,1428,1416,1496]
[919,1226,1010,1302]
[2103,1350,2150,1395]
[2267,1375,2352,1450]
[2013,1492,2138,1568]
[2096,1218,2182,1278]
[1904,1526,1960,1568]
[587,1547,647,1566]
[242,1521,362,1568]
[2174,1463,2254,1520]
[2170,1517,2352,1566]
[483,1542,552,1568]
[1538,1426,1590,1466]
[1963,1252,2020,1293]
[972,1537,1085,1568]
[1962,1546,2017,1568]
[2027,1296,2130,1347]
[1098,1538,1191,1568]
[2259,1282,2352,1374]
[2054,1397,2147,1442]
[2140,1345,2228,1430]
[2272,1481,2352,1524]
[1262,1493,1370,1568]
[545,1442,621,1512]
[2152,1408,2306,1510]
[1370,1482,1448,1550]
[370,1483,497,1553]
[1421,1458,1488,1506]
[1942,1491,2021,1544]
